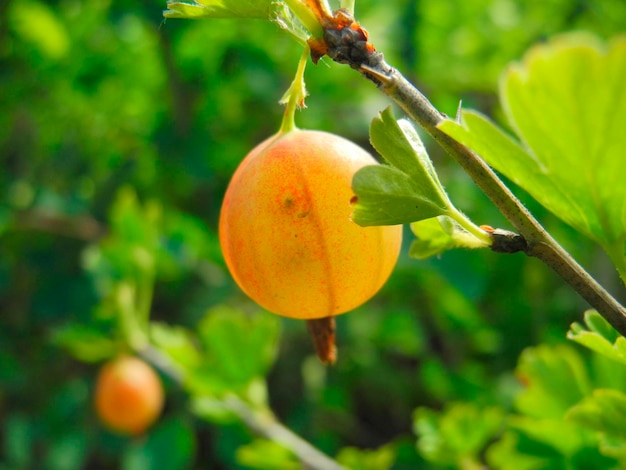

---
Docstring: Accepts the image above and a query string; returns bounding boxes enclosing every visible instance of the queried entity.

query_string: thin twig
[223,395,347,470]
[12,209,106,241]
[138,346,345,470]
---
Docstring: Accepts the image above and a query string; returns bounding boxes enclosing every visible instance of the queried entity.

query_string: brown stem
[12,209,106,241]
[319,20,626,335]
[139,346,345,470]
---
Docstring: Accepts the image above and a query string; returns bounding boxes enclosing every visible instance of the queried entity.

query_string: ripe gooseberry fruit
[94,356,164,435]
[219,129,402,320]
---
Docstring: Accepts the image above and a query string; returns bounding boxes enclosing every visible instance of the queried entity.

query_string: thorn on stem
[489,228,528,254]
[359,64,394,86]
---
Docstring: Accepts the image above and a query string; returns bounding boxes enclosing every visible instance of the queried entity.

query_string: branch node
[488,228,528,254]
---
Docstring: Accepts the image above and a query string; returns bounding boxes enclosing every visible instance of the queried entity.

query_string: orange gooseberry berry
[219,129,402,320]
[94,356,164,435]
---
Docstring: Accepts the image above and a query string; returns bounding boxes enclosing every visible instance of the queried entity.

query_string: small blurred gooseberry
[94,356,164,435]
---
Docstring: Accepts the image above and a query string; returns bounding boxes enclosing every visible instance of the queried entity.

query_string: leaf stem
[323,32,626,334]
[281,0,325,38]
[448,208,493,246]
[279,45,310,134]
[340,0,355,14]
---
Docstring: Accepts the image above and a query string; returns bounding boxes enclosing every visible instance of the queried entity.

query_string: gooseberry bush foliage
[2,0,626,468]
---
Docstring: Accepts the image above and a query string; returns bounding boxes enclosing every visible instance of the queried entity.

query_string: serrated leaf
[51,324,116,363]
[198,306,280,387]
[567,389,626,440]
[336,443,397,470]
[150,322,203,374]
[413,403,504,466]
[409,215,488,259]
[352,107,453,226]
[567,310,626,366]
[371,108,438,183]
[502,34,626,246]
[351,165,446,226]
[507,415,590,457]
[370,107,450,208]
[486,431,555,470]
[439,33,626,275]
[409,217,457,259]
[190,396,237,424]
[515,344,592,419]
[236,439,300,470]
[164,0,272,19]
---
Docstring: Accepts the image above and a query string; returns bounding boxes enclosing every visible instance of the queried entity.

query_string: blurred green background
[2,0,626,468]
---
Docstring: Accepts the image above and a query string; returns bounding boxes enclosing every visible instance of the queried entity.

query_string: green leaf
[164,0,272,19]
[410,215,488,259]
[566,388,626,462]
[439,33,626,277]
[567,389,626,440]
[351,165,446,226]
[150,322,203,374]
[197,306,280,388]
[3,414,32,469]
[567,310,626,366]
[413,402,504,466]
[51,324,117,363]
[370,108,441,187]
[236,439,300,470]
[123,417,195,470]
[9,0,69,59]
[190,396,237,424]
[486,430,556,470]
[507,415,589,457]
[515,344,591,419]
[352,107,452,226]
[336,443,397,470]
[409,217,457,259]
[502,34,626,245]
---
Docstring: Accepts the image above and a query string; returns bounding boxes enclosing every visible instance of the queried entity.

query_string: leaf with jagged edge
[567,389,626,462]
[352,107,452,227]
[439,33,626,281]
[164,0,272,19]
[567,310,626,366]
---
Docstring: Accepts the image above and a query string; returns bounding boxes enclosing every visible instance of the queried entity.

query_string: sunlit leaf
[164,0,272,19]
[9,0,69,59]
[197,306,280,387]
[336,443,397,470]
[507,415,589,457]
[515,344,591,419]
[567,389,626,440]
[413,402,504,466]
[567,310,626,366]
[150,322,203,375]
[351,165,445,226]
[439,33,626,277]
[51,324,117,363]
[236,439,300,470]
[486,431,557,470]
[352,107,451,226]
[409,215,487,259]
[189,396,237,424]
